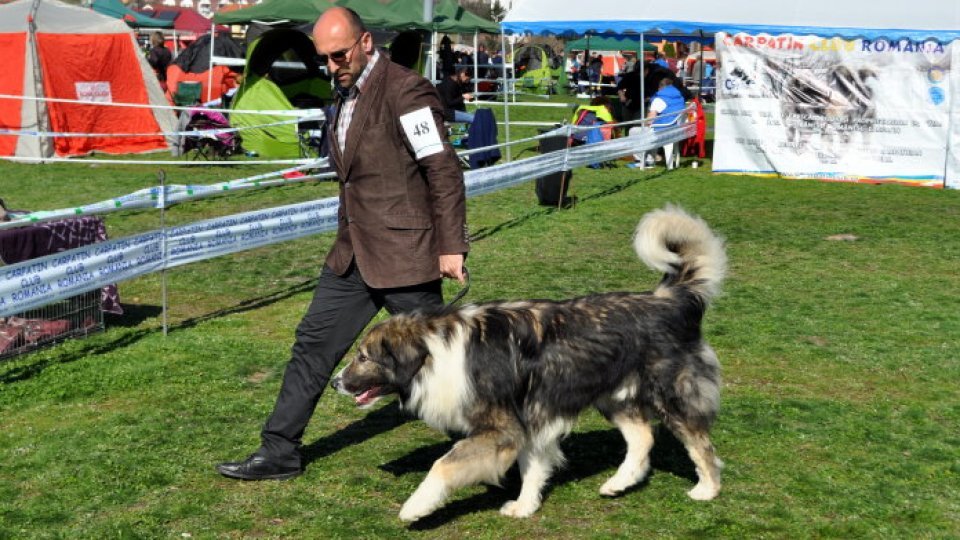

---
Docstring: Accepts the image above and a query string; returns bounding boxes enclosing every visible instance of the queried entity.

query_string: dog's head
[331,314,431,408]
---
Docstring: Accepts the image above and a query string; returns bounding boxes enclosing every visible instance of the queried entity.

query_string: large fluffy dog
[331,206,727,521]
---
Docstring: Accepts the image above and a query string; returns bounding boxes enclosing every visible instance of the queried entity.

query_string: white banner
[714,33,953,187]
[947,44,960,189]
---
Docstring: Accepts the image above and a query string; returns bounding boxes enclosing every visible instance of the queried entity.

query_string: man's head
[313,7,373,90]
[454,67,471,84]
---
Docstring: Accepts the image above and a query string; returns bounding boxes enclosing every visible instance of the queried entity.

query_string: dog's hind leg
[670,424,722,501]
[398,431,519,522]
[599,413,655,496]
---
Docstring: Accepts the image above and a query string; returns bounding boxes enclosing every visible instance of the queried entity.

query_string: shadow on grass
[300,401,410,463]
[0,278,317,384]
[105,303,163,327]
[470,168,668,243]
[377,423,697,529]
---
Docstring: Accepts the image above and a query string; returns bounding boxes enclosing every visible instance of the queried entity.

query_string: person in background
[438,35,456,78]
[640,74,687,168]
[216,6,469,482]
[147,31,172,84]
[588,53,603,84]
[653,52,670,69]
[648,74,687,128]
[566,51,582,84]
[388,30,423,70]
[475,44,491,79]
[616,62,643,122]
[436,67,474,124]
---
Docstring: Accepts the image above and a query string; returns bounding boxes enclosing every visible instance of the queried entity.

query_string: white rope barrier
[0,120,695,317]
[0,156,320,166]
[0,94,323,118]
[0,117,303,139]
[1,103,691,229]
[0,160,331,230]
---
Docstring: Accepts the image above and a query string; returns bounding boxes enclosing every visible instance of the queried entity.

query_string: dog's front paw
[398,500,431,523]
[399,494,443,522]
[398,478,447,522]
[500,499,539,518]
[599,477,630,497]
[687,483,719,501]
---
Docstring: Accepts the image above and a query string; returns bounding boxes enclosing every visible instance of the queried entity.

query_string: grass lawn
[1,103,959,538]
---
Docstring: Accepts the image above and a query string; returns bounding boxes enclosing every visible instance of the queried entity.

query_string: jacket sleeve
[396,74,470,256]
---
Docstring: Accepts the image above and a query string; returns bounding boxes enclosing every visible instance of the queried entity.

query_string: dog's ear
[382,334,429,386]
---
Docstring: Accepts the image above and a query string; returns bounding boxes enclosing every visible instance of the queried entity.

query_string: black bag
[535,134,573,206]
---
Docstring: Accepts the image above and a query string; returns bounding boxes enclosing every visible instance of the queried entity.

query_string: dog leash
[445,265,470,307]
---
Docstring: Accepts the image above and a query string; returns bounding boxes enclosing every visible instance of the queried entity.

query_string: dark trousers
[259,262,443,465]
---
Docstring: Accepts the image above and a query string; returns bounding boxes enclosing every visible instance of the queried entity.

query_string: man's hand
[439,253,465,284]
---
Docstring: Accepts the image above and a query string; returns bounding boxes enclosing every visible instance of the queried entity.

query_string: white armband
[400,106,444,160]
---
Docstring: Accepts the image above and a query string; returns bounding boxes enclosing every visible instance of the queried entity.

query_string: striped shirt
[336,50,380,153]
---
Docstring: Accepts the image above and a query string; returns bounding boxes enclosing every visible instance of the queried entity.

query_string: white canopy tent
[501,0,960,41]
[501,0,960,188]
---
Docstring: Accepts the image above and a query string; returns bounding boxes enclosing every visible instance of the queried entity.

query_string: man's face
[457,72,471,85]
[314,25,370,89]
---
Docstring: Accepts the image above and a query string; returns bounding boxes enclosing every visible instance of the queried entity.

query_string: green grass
[1,115,959,538]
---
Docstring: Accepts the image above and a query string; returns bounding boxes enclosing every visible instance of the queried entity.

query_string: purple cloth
[0,216,123,314]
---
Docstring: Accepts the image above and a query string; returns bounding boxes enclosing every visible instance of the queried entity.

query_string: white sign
[400,106,444,160]
[75,82,113,103]
[713,33,953,187]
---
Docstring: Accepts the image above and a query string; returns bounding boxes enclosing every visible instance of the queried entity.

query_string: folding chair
[173,81,202,108]
[297,111,328,159]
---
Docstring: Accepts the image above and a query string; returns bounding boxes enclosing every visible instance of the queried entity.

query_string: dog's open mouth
[355,386,384,406]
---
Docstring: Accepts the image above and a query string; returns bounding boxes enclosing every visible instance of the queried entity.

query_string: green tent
[564,35,657,55]
[230,28,332,158]
[213,0,498,34]
[91,0,173,28]
[514,44,561,95]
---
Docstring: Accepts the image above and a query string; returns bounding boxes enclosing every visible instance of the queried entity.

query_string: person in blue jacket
[640,74,687,168]
[648,74,686,130]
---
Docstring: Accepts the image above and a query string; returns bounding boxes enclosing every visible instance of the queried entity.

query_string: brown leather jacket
[326,55,469,289]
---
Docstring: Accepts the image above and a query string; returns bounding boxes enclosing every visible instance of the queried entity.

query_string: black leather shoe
[216,453,302,480]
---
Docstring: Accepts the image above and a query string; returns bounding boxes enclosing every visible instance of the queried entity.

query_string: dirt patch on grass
[246,371,271,384]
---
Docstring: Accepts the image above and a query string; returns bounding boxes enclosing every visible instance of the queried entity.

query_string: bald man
[217,7,469,481]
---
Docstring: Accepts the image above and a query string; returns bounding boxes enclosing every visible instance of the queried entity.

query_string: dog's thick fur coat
[332,206,727,521]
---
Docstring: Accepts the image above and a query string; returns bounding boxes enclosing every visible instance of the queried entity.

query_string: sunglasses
[321,34,365,64]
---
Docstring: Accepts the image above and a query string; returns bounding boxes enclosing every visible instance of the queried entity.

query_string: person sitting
[436,67,474,124]
[644,75,687,169]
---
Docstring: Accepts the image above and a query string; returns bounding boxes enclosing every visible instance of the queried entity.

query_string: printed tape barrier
[0,123,693,318]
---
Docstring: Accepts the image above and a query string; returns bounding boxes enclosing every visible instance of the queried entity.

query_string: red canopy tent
[142,7,228,35]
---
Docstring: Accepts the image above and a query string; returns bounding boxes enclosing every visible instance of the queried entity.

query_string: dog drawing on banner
[331,205,728,521]
[761,58,879,157]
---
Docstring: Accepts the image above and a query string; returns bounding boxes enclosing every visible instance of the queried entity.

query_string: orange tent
[0,0,176,159]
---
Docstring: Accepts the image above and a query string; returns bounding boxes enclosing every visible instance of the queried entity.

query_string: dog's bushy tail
[633,205,727,302]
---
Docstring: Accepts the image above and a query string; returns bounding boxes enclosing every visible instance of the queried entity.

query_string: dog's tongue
[355,386,382,406]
